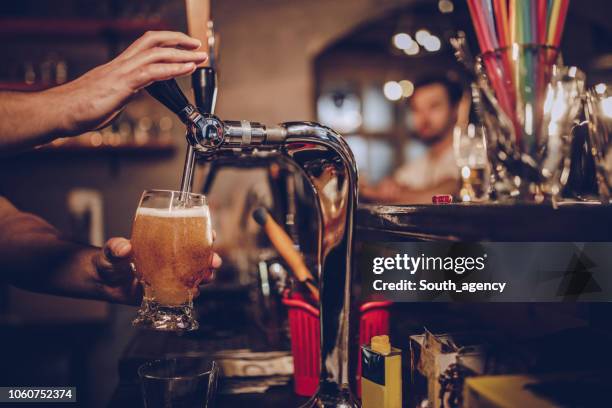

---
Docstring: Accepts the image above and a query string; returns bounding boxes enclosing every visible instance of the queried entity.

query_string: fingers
[197,253,221,288]
[200,268,214,285]
[109,31,208,94]
[96,237,135,287]
[122,31,202,59]
[104,237,132,260]
[136,47,208,66]
[211,252,222,269]
[103,277,143,306]
[129,62,198,89]
[124,46,207,89]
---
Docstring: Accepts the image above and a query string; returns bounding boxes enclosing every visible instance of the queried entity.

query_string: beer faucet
[146,77,360,407]
[186,20,217,194]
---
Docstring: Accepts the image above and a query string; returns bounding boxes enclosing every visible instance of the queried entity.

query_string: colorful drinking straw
[466,0,570,151]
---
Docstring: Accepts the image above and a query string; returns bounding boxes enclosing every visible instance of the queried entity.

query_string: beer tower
[145,1,360,406]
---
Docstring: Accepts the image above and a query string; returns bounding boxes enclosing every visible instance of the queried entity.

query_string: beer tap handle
[192,67,217,114]
[145,79,194,123]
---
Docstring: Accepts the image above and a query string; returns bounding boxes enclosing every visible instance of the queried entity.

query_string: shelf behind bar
[4,142,178,158]
[39,142,174,152]
[0,18,170,38]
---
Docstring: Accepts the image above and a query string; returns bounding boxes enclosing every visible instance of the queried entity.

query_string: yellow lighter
[361,335,402,408]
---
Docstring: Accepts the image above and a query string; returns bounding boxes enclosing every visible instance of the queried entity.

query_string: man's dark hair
[412,75,464,106]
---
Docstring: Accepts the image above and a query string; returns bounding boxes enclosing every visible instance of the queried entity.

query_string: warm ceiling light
[415,29,431,45]
[399,80,414,98]
[438,0,454,13]
[595,83,607,95]
[403,41,420,56]
[392,33,414,50]
[422,35,442,52]
[602,96,612,118]
[383,81,403,101]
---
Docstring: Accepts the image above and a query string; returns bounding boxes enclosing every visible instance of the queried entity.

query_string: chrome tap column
[146,79,360,407]
[200,119,360,407]
[278,122,359,408]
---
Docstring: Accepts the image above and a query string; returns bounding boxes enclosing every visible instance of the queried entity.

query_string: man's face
[409,83,457,145]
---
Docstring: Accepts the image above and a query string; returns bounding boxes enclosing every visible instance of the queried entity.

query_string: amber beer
[131,190,213,331]
[132,207,213,304]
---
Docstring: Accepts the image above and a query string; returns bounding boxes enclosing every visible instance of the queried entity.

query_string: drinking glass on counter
[131,190,214,331]
[585,84,612,203]
[453,123,490,202]
[139,358,218,408]
[475,45,585,201]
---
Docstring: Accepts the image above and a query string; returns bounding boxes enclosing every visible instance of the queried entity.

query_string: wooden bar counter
[355,202,612,242]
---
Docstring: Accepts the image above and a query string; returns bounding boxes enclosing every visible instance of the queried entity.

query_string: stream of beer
[179,145,197,200]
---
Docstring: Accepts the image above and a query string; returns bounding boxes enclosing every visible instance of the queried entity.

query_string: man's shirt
[393,144,459,190]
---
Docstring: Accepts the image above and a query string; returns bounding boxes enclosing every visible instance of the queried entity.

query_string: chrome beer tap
[187,21,217,194]
[146,78,360,407]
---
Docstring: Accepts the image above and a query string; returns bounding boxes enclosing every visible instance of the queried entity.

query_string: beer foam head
[136,207,207,218]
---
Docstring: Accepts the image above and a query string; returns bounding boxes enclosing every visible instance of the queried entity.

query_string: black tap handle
[192,67,217,114]
[146,79,192,121]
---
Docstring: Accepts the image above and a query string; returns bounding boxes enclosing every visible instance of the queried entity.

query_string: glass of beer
[131,190,214,331]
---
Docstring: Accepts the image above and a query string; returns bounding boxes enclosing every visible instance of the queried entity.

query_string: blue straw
[483,0,499,48]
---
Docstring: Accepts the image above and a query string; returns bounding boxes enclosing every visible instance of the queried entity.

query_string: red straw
[537,0,547,44]
[492,0,516,109]
[484,57,515,120]
[469,0,516,130]
[493,0,510,47]
[553,0,569,47]
[468,0,495,52]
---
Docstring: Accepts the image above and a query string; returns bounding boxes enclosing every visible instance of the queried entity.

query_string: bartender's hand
[60,31,208,134]
[0,31,207,153]
[93,237,222,305]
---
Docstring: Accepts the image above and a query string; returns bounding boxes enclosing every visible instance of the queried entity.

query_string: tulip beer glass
[131,190,213,331]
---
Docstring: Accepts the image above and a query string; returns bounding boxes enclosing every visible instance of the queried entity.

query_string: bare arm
[0,31,207,153]
[0,196,139,303]
[0,197,222,304]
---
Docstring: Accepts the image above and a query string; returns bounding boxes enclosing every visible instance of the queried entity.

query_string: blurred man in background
[360,75,464,204]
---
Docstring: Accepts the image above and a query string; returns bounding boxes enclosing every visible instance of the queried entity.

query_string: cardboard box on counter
[410,330,490,408]
[463,372,611,408]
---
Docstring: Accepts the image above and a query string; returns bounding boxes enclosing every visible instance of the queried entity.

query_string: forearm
[0,87,69,153]
[0,31,208,155]
[0,197,105,300]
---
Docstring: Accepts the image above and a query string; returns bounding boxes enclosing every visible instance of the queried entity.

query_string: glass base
[300,388,360,408]
[132,298,198,332]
